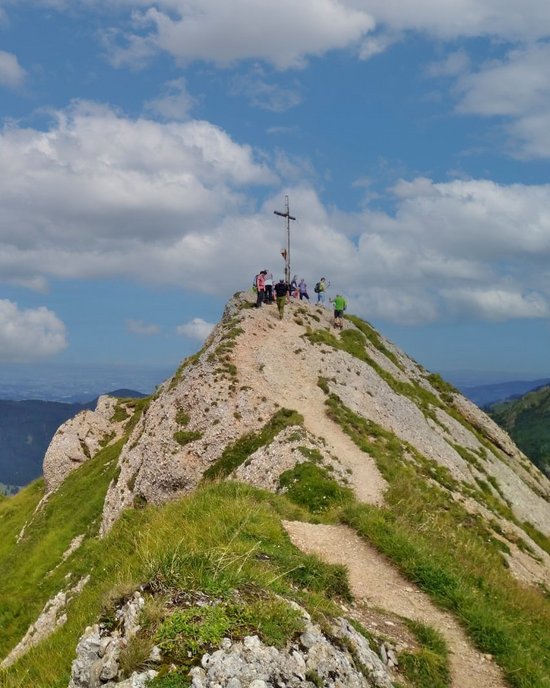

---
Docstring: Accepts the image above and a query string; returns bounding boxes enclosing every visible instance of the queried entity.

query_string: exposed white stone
[43,395,122,493]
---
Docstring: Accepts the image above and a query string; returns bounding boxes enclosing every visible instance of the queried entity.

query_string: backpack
[314,282,321,293]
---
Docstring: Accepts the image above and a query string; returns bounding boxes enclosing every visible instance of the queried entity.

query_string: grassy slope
[489,385,550,475]
[0,453,354,686]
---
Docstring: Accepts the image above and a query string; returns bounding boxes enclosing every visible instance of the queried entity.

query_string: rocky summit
[2,291,550,688]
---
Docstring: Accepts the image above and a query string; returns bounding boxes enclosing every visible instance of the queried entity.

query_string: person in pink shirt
[255,270,267,307]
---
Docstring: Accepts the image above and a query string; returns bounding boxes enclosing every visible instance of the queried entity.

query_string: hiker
[298,278,309,301]
[314,277,330,304]
[255,270,267,307]
[330,293,347,329]
[274,279,289,320]
[290,275,299,299]
[264,270,274,303]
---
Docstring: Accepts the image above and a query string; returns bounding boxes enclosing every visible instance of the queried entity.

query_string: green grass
[279,462,354,514]
[173,430,203,446]
[202,408,303,481]
[399,621,450,688]
[0,440,124,661]
[345,314,403,369]
[155,594,304,667]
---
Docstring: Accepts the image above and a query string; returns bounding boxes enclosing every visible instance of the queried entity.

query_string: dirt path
[284,521,506,688]
[236,307,387,505]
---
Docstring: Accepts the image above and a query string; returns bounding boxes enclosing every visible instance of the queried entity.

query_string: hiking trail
[284,521,506,688]
[235,304,387,505]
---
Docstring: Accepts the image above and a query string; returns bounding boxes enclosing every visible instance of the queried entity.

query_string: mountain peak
[49,290,543,558]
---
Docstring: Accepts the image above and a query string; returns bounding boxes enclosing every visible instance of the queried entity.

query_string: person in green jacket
[330,294,347,329]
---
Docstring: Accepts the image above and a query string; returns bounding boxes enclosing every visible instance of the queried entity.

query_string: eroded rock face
[43,396,120,493]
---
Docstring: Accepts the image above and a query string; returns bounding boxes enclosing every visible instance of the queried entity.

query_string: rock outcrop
[43,396,122,493]
[67,592,394,688]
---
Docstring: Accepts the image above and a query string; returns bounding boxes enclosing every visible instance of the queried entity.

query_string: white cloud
[443,43,550,157]
[126,319,160,335]
[144,77,197,120]
[105,0,374,69]
[0,51,26,88]
[0,101,277,289]
[0,300,67,362]
[357,0,550,41]
[99,0,550,65]
[4,101,550,324]
[358,32,399,60]
[427,49,470,78]
[457,44,550,117]
[176,317,215,341]
[441,287,550,320]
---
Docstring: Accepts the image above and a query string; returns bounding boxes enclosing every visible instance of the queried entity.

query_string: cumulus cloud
[3,101,550,325]
[0,51,26,88]
[105,0,374,69]
[0,101,276,289]
[176,317,215,341]
[126,319,160,335]
[0,300,67,362]
[442,287,550,320]
[455,43,550,157]
[357,0,550,41]
[97,0,550,70]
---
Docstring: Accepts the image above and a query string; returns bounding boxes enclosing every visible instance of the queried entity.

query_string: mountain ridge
[1,291,549,688]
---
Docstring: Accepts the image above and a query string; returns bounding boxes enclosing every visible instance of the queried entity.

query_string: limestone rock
[188,610,392,688]
[68,592,153,688]
[43,395,120,493]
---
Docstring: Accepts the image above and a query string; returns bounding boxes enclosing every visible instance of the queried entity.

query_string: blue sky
[2,0,550,391]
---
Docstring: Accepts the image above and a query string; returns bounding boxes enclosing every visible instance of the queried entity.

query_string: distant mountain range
[0,390,145,492]
[457,378,550,407]
[487,385,550,477]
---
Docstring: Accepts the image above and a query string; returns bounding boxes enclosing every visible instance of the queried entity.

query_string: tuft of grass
[278,462,353,514]
[202,408,303,481]
[398,620,450,688]
[155,595,303,668]
[173,430,203,447]
[175,409,190,427]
